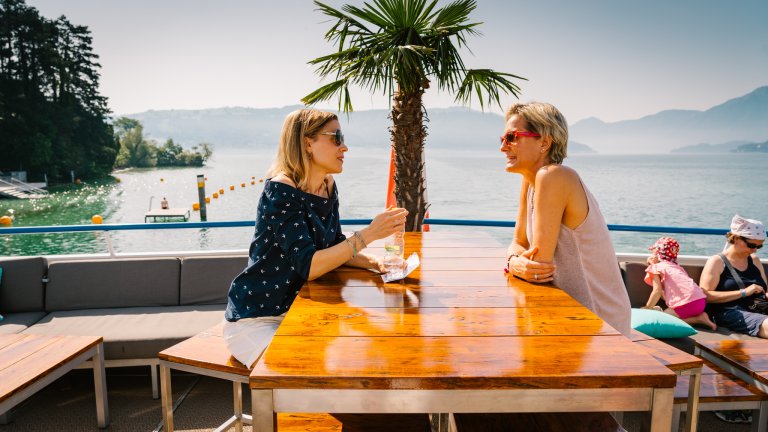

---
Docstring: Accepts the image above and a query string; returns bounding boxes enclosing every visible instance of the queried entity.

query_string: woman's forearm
[307,232,368,280]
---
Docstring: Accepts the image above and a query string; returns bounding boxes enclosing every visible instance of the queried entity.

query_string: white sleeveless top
[526,181,631,335]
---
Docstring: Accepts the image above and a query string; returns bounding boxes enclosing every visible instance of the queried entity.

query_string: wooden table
[0,333,109,428]
[696,339,768,430]
[249,232,676,431]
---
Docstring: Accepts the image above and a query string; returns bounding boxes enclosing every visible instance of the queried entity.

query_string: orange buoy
[250,181,255,185]
[205,197,210,204]
[205,177,208,181]
[219,188,224,194]
[91,215,103,224]
[0,216,12,226]
[192,203,200,211]
[259,178,264,183]
[75,178,82,185]
[115,177,121,183]
[213,192,219,199]
[160,178,164,182]
[229,185,235,191]
[241,183,246,188]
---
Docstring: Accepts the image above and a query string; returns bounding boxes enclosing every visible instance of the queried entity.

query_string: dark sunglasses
[741,237,764,249]
[319,130,345,146]
[500,130,541,145]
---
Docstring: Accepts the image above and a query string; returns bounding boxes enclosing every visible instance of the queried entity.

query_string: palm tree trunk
[390,87,429,231]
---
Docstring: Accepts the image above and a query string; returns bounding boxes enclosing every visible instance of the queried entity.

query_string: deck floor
[0,367,751,431]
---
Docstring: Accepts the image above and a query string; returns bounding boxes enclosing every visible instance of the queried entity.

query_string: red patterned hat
[649,237,679,263]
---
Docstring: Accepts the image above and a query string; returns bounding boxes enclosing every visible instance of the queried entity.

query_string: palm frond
[455,69,526,110]
[301,79,354,113]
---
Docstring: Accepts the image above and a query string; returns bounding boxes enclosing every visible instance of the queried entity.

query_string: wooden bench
[631,330,768,432]
[158,324,430,432]
[673,359,768,431]
[630,330,703,432]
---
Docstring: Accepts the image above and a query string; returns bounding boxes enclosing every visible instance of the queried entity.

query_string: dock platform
[144,208,191,223]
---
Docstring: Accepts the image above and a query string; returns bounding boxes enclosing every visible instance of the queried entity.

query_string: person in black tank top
[700,215,768,337]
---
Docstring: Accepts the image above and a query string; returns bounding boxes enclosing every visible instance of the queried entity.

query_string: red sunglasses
[500,131,541,145]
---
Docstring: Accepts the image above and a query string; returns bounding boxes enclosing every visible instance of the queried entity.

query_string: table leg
[752,400,768,432]
[233,382,243,432]
[683,371,701,432]
[160,364,174,432]
[649,387,674,432]
[92,343,110,428]
[251,389,274,432]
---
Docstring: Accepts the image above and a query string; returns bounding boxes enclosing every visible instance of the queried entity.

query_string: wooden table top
[696,339,768,383]
[0,333,102,403]
[250,232,676,391]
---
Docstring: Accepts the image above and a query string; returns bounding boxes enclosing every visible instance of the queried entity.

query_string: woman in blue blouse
[224,108,408,367]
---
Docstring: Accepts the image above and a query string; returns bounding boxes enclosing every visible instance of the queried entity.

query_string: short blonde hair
[268,108,337,191]
[505,102,569,164]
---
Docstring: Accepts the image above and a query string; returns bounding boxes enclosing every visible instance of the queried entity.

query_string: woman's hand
[747,283,766,297]
[506,247,556,283]
[360,207,408,243]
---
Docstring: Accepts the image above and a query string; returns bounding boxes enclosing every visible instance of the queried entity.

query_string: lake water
[2,148,767,258]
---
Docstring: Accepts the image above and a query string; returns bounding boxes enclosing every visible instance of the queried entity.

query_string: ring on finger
[534,273,538,281]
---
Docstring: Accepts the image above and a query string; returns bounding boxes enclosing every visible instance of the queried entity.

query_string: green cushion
[631,308,697,338]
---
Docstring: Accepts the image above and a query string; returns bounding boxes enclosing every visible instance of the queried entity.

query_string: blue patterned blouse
[225,179,345,321]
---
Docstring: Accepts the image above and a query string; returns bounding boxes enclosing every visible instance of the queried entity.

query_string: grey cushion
[0,312,46,334]
[180,256,247,305]
[621,262,659,308]
[0,257,46,313]
[24,305,225,360]
[46,258,181,311]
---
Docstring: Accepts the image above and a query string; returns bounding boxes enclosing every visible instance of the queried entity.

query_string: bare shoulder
[534,164,579,187]
[703,254,724,272]
[271,173,296,188]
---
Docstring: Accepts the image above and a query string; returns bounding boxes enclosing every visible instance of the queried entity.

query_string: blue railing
[0,218,728,236]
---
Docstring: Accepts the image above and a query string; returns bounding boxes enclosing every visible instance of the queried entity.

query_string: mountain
[124,106,596,153]
[670,140,750,153]
[570,86,768,154]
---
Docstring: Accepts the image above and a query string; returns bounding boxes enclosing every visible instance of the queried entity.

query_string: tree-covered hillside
[0,0,117,182]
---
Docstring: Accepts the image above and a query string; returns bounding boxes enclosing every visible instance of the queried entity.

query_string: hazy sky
[26,0,768,123]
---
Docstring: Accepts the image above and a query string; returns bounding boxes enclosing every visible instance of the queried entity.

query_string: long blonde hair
[505,102,569,164]
[268,108,337,191]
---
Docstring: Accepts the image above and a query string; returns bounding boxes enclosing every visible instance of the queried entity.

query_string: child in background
[643,236,717,330]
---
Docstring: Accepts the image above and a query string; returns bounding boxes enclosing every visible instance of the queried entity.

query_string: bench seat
[23,305,225,360]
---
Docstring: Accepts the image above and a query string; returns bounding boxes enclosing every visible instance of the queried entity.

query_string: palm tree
[303,0,524,231]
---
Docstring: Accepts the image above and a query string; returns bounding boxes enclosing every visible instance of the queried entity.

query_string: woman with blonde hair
[500,102,631,335]
[224,108,407,367]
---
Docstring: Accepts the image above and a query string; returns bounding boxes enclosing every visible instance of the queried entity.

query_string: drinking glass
[383,229,405,273]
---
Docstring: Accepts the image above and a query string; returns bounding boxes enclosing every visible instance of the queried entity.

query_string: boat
[0,220,763,432]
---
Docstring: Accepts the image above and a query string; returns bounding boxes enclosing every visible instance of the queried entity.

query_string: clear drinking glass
[383,229,405,273]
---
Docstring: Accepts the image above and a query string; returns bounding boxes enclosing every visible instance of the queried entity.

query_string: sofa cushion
[631,308,697,339]
[0,257,46,313]
[0,312,47,334]
[23,305,225,360]
[180,256,247,305]
[46,258,181,311]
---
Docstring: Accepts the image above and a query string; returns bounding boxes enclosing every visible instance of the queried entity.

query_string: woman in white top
[501,102,631,335]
